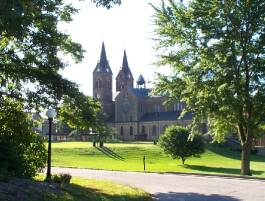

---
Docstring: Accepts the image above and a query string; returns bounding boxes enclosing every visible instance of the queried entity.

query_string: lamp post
[46,108,56,182]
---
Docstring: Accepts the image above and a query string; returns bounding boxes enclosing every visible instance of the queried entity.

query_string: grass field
[51,142,265,177]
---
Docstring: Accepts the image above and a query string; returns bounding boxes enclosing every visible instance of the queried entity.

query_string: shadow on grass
[185,164,265,175]
[154,192,240,201]
[207,145,265,162]
[95,147,125,161]
[64,183,151,201]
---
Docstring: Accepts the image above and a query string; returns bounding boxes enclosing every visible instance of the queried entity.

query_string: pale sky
[59,0,168,96]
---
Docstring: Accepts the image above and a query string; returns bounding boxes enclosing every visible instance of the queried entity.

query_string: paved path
[52,167,265,201]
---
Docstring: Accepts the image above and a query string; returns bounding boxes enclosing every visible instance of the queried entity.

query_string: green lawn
[51,142,265,177]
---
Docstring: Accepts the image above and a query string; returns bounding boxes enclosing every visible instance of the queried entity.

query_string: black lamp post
[46,108,56,182]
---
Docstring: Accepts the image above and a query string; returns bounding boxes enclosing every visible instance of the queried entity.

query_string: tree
[59,93,102,131]
[152,0,265,175]
[59,93,114,147]
[159,126,205,165]
[0,0,121,179]
[97,125,116,147]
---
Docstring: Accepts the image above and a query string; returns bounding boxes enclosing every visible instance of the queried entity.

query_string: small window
[152,125,157,136]
[141,126,145,134]
[120,126,123,136]
[130,126,133,136]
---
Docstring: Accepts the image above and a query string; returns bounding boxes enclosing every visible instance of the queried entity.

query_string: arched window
[99,80,102,88]
[130,126,133,136]
[120,126,123,136]
[141,126,145,134]
[152,125,157,136]
[104,80,108,88]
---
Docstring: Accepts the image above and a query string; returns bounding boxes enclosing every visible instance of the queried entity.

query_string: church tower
[116,50,134,91]
[93,42,113,117]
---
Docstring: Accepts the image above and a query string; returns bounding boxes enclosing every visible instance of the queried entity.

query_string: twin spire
[99,42,130,75]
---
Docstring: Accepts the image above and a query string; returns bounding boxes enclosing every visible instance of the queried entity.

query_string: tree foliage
[152,0,265,175]
[0,0,121,179]
[159,126,205,164]
[0,98,46,178]
[59,93,102,130]
[59,94,115,147]
[0,0,121,108]
[0,0,85,108]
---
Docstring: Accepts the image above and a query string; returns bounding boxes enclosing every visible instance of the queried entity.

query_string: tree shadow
[95,147,125,161]
[64,183,151,201]
[207,145,265,163]
[154,192,240,201]
[185,164,265,175]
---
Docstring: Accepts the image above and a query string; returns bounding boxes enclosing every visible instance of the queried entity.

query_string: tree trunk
[241,142,251,175]
[181,157,185,165]
[99,141,104,147]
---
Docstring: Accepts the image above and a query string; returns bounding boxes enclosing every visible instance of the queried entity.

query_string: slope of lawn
[51,142,265,177]
[0,176,151,201]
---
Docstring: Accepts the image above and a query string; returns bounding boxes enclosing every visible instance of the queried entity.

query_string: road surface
[52,167,265,201]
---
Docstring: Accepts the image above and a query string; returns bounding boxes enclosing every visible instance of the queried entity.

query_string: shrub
[159,126,205,164]
[52,173,72,184]
[0,140,23,178]
[0,99,47,178]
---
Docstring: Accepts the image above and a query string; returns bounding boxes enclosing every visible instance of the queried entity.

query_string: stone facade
[93,43,192,141]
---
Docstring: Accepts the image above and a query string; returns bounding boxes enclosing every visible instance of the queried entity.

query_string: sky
[59,0,168,96]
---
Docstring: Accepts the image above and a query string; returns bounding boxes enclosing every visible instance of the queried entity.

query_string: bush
[52,173,72,184]
[0,140,23,178]
[0,99,47,178]
[159,126,205,164]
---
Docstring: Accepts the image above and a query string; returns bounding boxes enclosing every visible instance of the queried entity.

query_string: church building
[93,42,193,141]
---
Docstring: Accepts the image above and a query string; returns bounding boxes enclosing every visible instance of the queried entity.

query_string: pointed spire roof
[100,42,107,66]
[137,74,145,85]
[94,42,112,74]
[122,50,129,72]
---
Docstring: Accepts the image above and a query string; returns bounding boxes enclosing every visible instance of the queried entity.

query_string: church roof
[94,42,112,73]
[137,74,145,85]
[116,50,133,80]
[100,42,107,65]
[140,111,193,122]
[128,88,151,97]
[122,50,129,73]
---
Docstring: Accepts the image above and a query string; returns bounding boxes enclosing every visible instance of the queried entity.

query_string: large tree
[152,0,265,175]
[0,0,120,178]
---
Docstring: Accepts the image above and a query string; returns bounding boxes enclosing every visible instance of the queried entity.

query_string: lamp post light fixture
[46,108,56,182]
